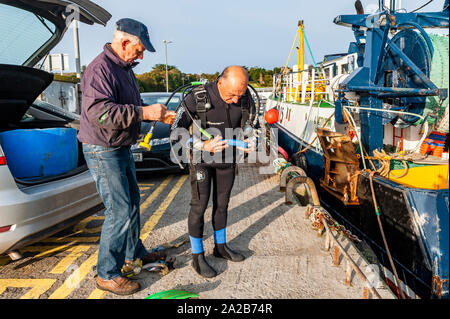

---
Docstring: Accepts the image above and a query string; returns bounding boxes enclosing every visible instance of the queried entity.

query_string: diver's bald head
[221,65,248,85]
[217,65,248,104]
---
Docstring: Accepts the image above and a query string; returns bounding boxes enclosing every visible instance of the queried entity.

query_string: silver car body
[0,0,111,256]
[0,157,102,254]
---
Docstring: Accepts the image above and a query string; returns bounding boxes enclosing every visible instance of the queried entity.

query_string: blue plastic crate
[0,128,78,179]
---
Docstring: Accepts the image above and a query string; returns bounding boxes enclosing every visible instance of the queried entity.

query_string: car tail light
[0,225,12,233]
[0,149,6,165]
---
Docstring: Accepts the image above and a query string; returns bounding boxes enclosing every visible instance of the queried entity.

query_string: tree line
[135,64,284,92]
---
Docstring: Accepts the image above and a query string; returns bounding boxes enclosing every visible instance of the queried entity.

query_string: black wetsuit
[176,80,255,255]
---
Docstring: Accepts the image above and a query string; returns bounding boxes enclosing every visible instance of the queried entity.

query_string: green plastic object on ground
[145,289,199,299]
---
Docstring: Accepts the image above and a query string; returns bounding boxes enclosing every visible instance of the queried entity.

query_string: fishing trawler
[265,0,449,299]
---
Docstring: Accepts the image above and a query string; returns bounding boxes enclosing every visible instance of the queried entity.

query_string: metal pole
[164,40,168,92]
[73,20,81,79]
[60,54,64,76]
[163,40,172,93]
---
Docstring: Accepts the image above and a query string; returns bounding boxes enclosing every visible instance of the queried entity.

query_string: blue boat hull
[274,123,449,299]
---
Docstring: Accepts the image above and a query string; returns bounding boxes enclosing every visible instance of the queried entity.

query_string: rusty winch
[316,127,360,205]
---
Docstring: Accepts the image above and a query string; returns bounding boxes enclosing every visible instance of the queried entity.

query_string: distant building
[42,53,70,75]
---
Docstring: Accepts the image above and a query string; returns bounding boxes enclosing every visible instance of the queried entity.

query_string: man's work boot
[96,276,140,295]
[213,244,245,262]
[192,253,217,278]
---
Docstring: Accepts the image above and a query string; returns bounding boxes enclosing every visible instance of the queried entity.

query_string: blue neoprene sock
[189,235,204,254]
[214,228,226,244]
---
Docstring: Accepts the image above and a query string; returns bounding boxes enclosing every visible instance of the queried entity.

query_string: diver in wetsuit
[176,65,256,277]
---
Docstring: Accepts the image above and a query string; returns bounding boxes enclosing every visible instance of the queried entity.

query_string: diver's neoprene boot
[213,244,245,262]
[192,253,217,278]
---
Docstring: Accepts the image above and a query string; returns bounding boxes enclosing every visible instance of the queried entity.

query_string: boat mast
[380,0,402,12]
[297,20,304,85]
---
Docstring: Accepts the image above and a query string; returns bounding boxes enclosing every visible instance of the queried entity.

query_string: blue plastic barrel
[0,128,78,179]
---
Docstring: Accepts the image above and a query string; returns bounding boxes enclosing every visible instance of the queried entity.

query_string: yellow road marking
[48,175,176,299]
[73,216,105,234]
[87,175,185,299]
[139,175,173,214]
[49,245,91,274]
[140,175,188,241]
[139,183,155,187]
[140,186,151,192]
[32,245,73,259]
[1,244,77,266]
[0,279,56,299]
[43,236,100,243]
[48,252,98,299]
[87,287,107,299]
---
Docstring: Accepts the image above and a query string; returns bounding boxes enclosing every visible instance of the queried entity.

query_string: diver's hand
[202,136,229,153]
[162,111,177,125]
[142,104,167,121]
[236,138,256,153]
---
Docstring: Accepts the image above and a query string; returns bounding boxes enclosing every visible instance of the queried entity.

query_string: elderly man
[176,66,256,278]
[78,18,176,295]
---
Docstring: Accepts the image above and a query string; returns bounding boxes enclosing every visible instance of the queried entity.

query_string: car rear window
[0,3,56,65]
[142,95,181,111]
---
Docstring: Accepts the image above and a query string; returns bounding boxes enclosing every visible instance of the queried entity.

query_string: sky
[51,0,448,75]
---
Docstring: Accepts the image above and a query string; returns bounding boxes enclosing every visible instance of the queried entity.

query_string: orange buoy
[264,108,279,124]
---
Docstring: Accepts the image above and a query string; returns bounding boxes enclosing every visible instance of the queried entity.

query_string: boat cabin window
[348,55,355,72]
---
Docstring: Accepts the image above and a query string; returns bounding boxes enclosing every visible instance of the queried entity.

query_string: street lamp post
[73,20,81,79]
[163,40,173,92]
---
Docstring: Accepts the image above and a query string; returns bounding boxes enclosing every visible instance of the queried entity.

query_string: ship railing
[343,105,430,154]
[272,69,331,104]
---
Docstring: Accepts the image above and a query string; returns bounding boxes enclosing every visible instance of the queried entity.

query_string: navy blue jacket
[77,43,143,147]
